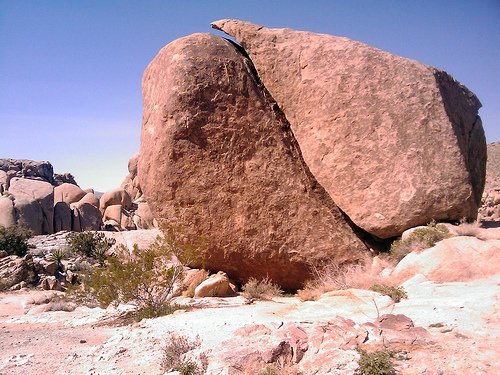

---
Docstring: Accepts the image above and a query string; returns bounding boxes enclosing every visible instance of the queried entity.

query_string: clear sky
[1,0,499,192]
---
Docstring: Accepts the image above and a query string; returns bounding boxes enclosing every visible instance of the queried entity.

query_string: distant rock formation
[0,159,101,234]
[100,153,157,232]
[137,21,486,287]
[0,157,156,235]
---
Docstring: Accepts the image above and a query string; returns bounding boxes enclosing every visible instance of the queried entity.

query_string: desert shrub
[242,277,283,300]
[0,225,32,256]
[356,348,396,375]
[71,258,93,273]
[454,219,485,239]
[48,248,67,271]
[370,284,407,303]
[73,225,201,318]
[161,333,206,375]
[390,221,450,261]
[66,231,115,262]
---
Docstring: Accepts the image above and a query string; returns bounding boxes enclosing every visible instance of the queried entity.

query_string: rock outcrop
[212,19,487,238]
[393,236,500,282]
[138,33,368,289]
[0,159,102,234]
[0,159,55,186]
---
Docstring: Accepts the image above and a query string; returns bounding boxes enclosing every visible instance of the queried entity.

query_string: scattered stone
[194,272,236,298]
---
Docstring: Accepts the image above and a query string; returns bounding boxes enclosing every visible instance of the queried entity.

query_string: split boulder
[137,33,367,289]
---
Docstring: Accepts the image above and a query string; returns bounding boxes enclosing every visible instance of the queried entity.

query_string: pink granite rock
[212,19,486,238]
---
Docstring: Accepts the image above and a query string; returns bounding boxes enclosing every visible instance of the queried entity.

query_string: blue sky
[1,0,499,191]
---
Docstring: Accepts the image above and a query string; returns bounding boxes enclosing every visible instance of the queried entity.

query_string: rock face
[138,33,368,289]
[212,19,487,238]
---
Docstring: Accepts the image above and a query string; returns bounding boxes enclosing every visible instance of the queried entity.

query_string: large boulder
[212,19,487,238]
[99,188,133,213]
[8,178,54,234]
[137,34,367,289]
[0,170,8,194]
[72,202,102,231]
[194,271,236,298]
[103,204,122,224]
[392,236,500,283]
[75,192,100,208]
[0,196,16,228]
[54,183,86,205]
[120,153,142,202]
[53,202,72,232]
[133,202,155,229]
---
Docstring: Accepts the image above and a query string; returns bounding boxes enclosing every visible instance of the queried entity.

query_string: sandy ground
[1,228,499,374]
[1,274,499,375]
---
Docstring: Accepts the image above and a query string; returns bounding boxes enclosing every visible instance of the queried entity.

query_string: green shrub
[74,225,201,318]
[66,231,115,263]
[0,225,32,256]
[390,220,450,261]
[48,248,67,272]
[242,277,283,300]
[161,333,206,375]
[356,348,395,375]
[370,284,408,303]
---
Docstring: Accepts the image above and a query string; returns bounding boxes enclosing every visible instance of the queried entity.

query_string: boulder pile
[137,20,486,288]
[0,158,156,235]
[101,153,157,231]
[0,159,100,234]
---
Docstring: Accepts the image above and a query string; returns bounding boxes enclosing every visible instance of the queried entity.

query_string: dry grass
[242,277,283,300]
[160,332,206,374]
[454,220,487,240]
[298,257,396,302]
